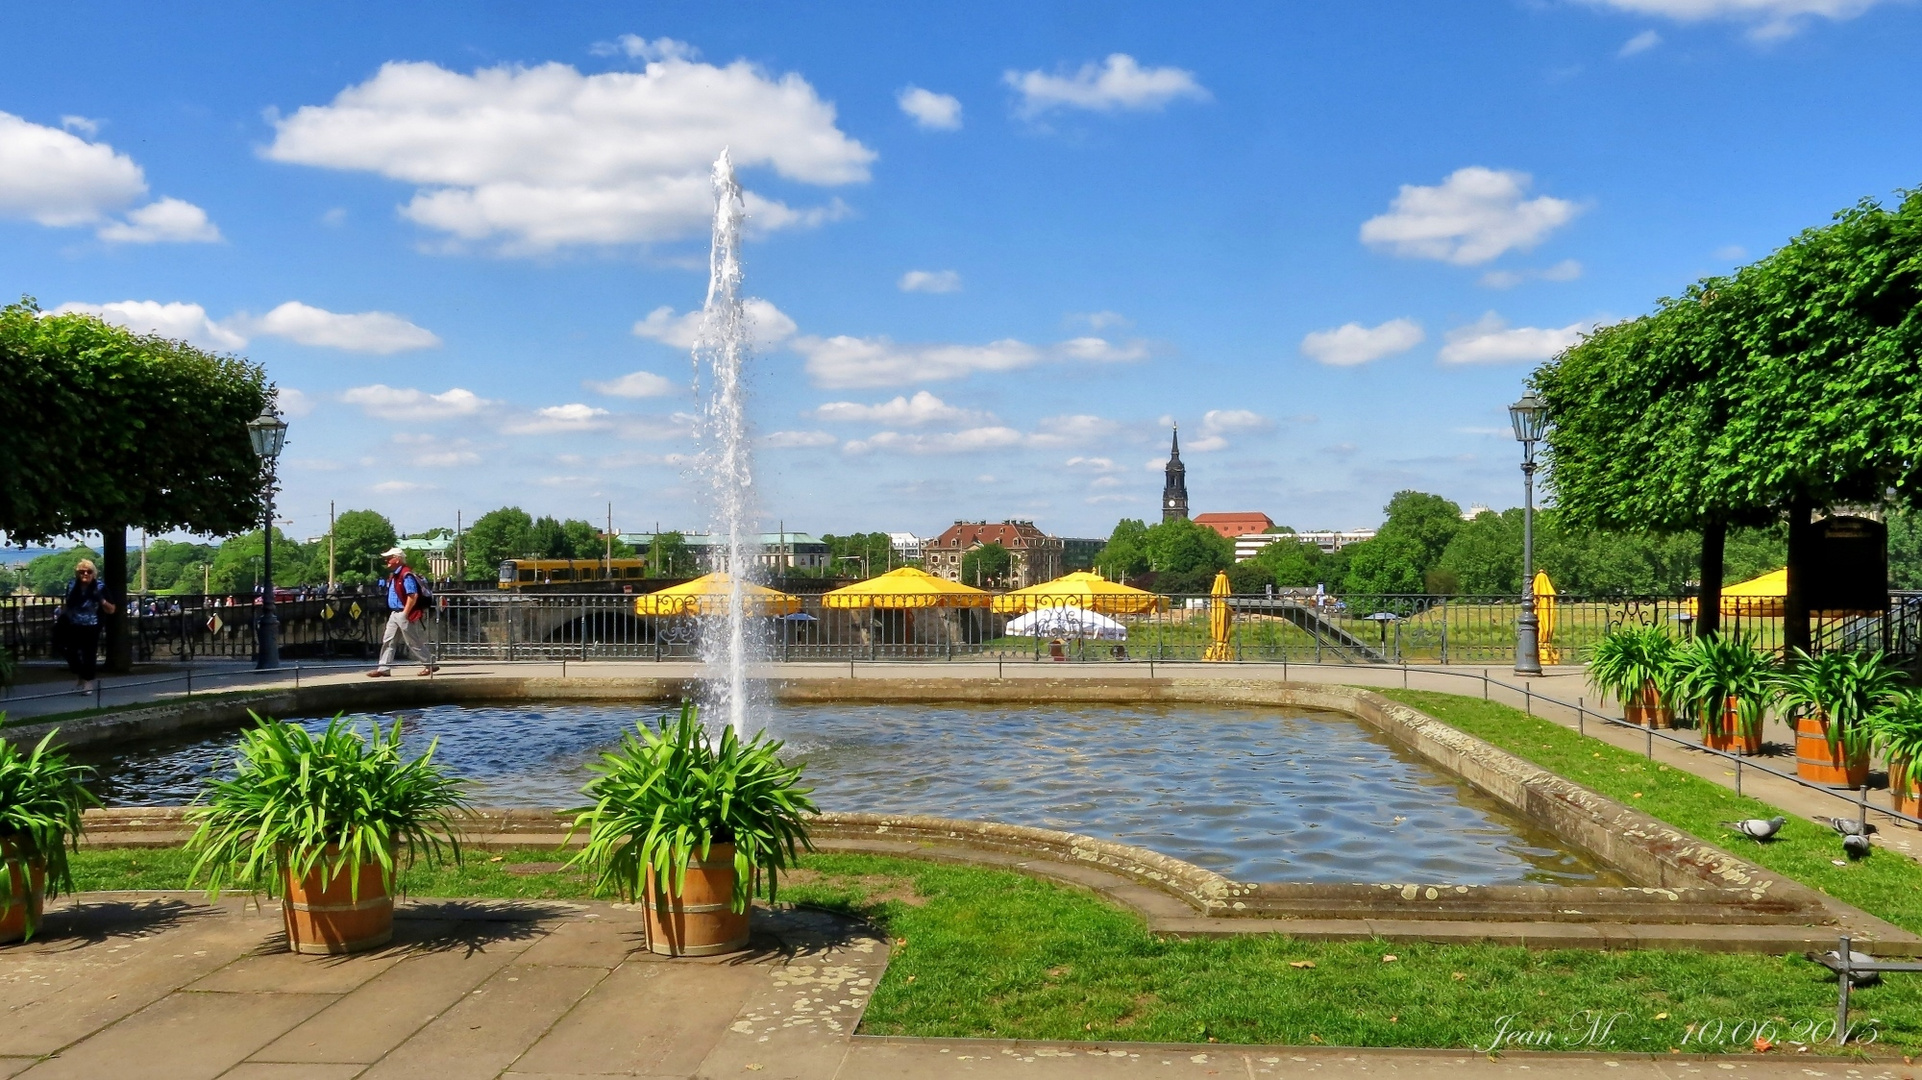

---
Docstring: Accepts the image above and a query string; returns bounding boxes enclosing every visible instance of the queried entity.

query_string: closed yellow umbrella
[990,571,1168,615]
[820,566,991,609]
[632,572,801,617]
[1532,570,1559,665]
[1203,570,1233,662]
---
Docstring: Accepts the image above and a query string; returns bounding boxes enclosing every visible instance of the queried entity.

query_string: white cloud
[1055,336,1150,363]
[897,86,962,130]
[586,370,678,398]
[538,475,599,487]
[0,111,146,227]
[1069,310,1131,331]
[414,447,481,467]
[592,35,701,62]
[1066,456,1119,472]
[274,388,316,417]
[0,111,220,243]
[632,298,797,350]
[59,115,100,136]
[1005,54,1209,115]
[503,403,612,434]
[264,56,874,252]
[1479,259,1584,289]
[1360,167,1581,266]
[1438,313,1592,365]
[899,269,962,293]
[242,301,439,353]
[795,336,1041,389]
[342,384,493,421]
[1583,0,1888,37]
[813,391,990,427]
[761,430,838,449]
[50,300,246,351]
[95,197,221,244]
[1299,318,1424,367]
[844,426,1027,455]
[1201,409,1271,435]
[372,480,430,494]
[1029,414,1123,447]
[1619,29,1664,54]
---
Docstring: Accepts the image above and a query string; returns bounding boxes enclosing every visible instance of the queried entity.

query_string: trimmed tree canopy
[0,299,271,542]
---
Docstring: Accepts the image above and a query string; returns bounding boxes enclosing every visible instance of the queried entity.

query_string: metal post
[1578,697,1584,735]
[1836,935,1853,1044]
[1515,451,1542,676]
[1735,757,1742,796]
[1647,724,1654,759]
[257,476,281,669]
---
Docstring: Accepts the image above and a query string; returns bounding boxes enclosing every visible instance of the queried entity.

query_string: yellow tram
[497,558,655,588]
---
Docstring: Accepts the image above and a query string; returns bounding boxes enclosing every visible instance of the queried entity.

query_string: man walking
[368,547,438,677]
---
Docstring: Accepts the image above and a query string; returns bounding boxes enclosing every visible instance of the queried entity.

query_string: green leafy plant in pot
[186,714,469,954]
[1586,626,1680,729]
[1668,633,1773,756]
[1,730,97,944]
[567,702,816,957]
[1772,649,1902,790]
[1870,689,1922,817]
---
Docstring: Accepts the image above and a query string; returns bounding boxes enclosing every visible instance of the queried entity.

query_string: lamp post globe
[247,408,288,670]
[1509,392,1548,677]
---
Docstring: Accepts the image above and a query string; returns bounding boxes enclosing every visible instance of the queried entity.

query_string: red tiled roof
[931,521,1047,549]
[1193,512,1275,538]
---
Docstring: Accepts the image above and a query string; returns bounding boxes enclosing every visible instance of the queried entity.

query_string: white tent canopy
[1004,606,1128,641]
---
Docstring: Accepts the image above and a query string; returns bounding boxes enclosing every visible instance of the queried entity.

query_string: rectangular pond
[75,700,1625,887]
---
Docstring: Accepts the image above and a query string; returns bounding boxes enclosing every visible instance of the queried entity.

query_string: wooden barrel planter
[1,842,46,945]
[1892,759,1921,819]
[282,854,394,955]
[643,843,750,957]
[1794,713,1870,789]
[1701,697,1763,757]
[1622,682,1674,730]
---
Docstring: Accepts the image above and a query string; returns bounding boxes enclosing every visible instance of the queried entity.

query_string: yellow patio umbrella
[990,571,1168,615]
[632,572,801,617]
[1532,570,1559,665]
[1203,570,1234,662]
[819,566,992,609]
[1681,568,1787,619]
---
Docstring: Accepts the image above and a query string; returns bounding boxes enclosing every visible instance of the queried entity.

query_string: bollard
[1735,757,1742,796]
[1647,724,1654,760]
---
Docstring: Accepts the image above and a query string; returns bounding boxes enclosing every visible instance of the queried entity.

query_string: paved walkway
[2,892,1912,1080]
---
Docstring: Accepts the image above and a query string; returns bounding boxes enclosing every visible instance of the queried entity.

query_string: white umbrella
[1004,606,1128,641]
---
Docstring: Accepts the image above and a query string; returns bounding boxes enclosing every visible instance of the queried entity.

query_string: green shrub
[1,730,98,939]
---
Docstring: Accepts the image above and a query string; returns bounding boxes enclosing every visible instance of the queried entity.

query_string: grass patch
[62,845,1922,1053]
[1377,688,1922,934]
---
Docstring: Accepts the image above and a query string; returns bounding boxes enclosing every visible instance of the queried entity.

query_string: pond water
[78,701,1623,887]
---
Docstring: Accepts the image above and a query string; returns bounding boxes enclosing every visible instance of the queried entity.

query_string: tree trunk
[1785,496,1813,658]
[102,525,132,673]
[1696,518,1726,639]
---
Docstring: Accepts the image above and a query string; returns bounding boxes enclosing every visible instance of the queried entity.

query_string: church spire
[1162,424,1189,522]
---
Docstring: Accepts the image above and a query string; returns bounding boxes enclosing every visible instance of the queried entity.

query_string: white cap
[380,547,406,558]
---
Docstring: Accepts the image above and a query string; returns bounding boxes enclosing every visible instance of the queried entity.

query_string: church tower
[1162,425,1189,521]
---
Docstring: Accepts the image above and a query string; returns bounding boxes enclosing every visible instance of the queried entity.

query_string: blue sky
[5,1,1920,545]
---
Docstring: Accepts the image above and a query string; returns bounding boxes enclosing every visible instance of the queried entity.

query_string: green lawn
[55,686,1922,1055]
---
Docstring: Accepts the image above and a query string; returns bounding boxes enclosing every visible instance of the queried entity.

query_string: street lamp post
[247,408,289,670]
[1510,392,1549,676]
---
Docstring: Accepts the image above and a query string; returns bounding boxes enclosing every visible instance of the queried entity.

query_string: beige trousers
[377,611,433,671]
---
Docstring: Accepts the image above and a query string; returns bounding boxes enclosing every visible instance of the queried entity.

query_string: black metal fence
[9,588,1921,667]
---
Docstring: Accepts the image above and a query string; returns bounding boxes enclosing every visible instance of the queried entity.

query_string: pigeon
[1815,815,1877,837]
[1843,833,1872,859]
[1724,816,1786,841]
[1823,948,1882,986]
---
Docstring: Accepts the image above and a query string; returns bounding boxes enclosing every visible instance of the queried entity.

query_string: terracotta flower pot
[643,842,750,957]
[2,839,47,945]
[282,851,393,955]
[1795,713,1870,789]
[1892,759,1921,819]
[1701,696,1763,756]
[1622,682,1674,730]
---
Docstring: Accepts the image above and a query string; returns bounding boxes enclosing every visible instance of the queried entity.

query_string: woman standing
[59,559,115,693]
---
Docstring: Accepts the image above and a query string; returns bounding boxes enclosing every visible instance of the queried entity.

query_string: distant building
[1462,504,1492,520]
[399,536,455,578]
[1060,537,1105,571]
[888,532,926,562]
[1234,528,1378,562]
[1162,426,1189,521]
[615,532,831,572]
[1193,512,1274,539]
[926,520,1064,588]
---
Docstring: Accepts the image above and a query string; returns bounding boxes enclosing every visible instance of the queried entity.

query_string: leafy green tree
[1143,518,1233,575]
[26,546,102,595]
[1225,561,1274,593]
[1438,510,1521,594]
[530,516,569,559]
[1242,536,1323,589]
[817,532,896,578]
[648,531,691,577]
[1890,510,1922,590]
[1093,519,1151,580]
[142,539,217,592]
[0,300,271,668]
[207,529,317,595]
[960,542,1014,588]
[463,507,535,577]
[1339,532,1427,596]
[332,509,398,585]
